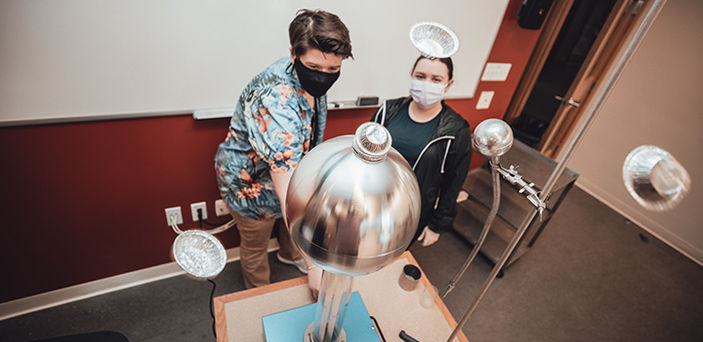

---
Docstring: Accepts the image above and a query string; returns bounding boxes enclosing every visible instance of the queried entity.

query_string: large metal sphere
[472,119,514,158]
[286,123,421,276]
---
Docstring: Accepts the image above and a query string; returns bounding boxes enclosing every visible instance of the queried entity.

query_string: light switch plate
[476,91,495,110]
[481,63,512,81]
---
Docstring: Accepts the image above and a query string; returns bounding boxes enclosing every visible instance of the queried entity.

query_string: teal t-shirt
[386,103,440,167]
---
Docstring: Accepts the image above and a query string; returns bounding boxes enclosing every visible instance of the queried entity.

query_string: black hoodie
[372,97,472,240]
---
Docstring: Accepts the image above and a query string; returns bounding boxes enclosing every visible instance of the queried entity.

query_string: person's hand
[417,226,440,247]
[307,266,323,300]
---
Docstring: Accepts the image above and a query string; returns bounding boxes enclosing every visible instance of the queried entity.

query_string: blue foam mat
[262,291,381,341]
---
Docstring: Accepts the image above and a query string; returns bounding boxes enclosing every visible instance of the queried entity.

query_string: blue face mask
[293,59,340,98]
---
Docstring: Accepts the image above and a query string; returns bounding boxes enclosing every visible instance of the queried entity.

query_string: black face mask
[293,58,340,98]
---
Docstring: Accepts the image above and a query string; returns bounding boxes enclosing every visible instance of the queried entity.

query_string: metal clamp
[495,164,547,220]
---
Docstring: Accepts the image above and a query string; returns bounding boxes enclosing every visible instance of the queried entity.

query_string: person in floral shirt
[214,9,352,296]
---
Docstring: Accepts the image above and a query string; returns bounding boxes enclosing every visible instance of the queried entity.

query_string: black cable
[399,330,420,342]
[208,279,217,338]
[201,219,229,227]
[197,209,203,229]
[197,208,230,228]
[370,316,386,342]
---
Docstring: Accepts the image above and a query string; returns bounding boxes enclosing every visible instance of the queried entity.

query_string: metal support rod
[308,271,353,342]
[446,2,665,340]
[442,158,501,298]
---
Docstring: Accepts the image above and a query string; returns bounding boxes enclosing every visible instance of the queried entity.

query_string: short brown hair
[289,9,353,59]
[412,56,454,80]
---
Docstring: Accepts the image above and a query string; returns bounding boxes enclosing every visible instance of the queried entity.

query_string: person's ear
[445,79,455,92]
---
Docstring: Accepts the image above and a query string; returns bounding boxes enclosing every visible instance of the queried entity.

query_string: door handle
[554,95,581,108]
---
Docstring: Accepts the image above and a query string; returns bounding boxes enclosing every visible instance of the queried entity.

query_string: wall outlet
[476,91,495,110]
[191,202,207,222]
[165,206,183,225]
[215,199,229,217]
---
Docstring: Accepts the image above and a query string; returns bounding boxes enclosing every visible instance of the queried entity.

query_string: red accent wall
[0,0,543,303]
[324,0,544,169]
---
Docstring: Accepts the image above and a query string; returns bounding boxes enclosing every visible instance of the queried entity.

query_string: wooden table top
[214,251,469,342]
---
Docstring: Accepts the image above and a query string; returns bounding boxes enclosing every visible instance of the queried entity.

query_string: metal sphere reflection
[409,21,460,58]
[286,123,421,276]
[472,119,514,158]
[172,230,226,280]
[623,145,690,211]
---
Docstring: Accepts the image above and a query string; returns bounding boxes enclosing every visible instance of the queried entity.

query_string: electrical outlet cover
[476,91,495,110]
[165,207,183,225]
[191,202,208,222]
[215,199,229,217]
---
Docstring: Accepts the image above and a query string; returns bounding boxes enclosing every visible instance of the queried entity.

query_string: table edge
[213,251,468,342]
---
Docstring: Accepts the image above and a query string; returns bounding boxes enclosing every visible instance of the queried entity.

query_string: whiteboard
[0,0,508,124]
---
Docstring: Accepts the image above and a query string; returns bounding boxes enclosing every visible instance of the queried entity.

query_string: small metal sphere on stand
[472,118,514,160]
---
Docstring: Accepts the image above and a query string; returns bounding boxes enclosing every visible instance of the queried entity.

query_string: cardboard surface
[214,252,468,342]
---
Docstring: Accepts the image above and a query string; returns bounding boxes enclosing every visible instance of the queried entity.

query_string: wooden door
[538,0,652,158]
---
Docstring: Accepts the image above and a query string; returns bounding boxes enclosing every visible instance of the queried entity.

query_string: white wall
[0,0,508,124]
[569,0,703,264]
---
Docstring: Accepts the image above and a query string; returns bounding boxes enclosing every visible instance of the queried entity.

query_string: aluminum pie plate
[622,145,690,211]
[173,229,227,279]
[409,21,459,58]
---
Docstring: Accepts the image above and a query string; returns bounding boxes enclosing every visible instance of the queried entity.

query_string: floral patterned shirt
[215,56,327,220]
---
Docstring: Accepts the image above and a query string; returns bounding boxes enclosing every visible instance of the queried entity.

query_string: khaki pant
[231,211,301,288]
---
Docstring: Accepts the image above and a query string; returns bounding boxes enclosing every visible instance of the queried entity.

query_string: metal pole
[447,1,666,340]
[306,271,353,342]
[442,158,501,298]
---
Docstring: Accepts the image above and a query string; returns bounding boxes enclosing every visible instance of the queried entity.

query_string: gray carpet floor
[1,188,702,342]
[413,187,703,341]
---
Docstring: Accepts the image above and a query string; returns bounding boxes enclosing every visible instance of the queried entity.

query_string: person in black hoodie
[372,56,471,247]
